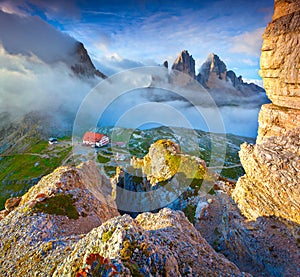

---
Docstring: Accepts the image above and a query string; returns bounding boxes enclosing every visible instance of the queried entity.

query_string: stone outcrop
[71,42,107,79]
[163,60,168,69]
[233,0,300,225]
[169,51,265,96]
[257,103,300,143]
[54,208,251,277]
[194,192,300,277]
[233,128,300,224]
[0,161,119,277]
[195,53,265,95]
[131,139,207,185]
[172,50,196,78]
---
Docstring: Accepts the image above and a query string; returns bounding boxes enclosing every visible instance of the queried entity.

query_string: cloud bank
[0,44,94,129]
[0,10,78,64]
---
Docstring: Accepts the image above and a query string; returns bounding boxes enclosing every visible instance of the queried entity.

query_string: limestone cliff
[233,0,300,225]
[260,0,300,110]
[233,128,300,223]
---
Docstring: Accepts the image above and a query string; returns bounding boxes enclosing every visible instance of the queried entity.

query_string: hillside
[0,125,253,210]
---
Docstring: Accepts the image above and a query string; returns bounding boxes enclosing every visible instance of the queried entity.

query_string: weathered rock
[260,0,300,109]
[54,208,251,277]
[257,103,300,143]
[0,161,119,277]
[233,128,300,224]
[233,0,300,226]
[131,139,206,185]
[194,192,300,277]
[227,70,264,94]
[273,0,300,21]
[4,196,21,212]
[163,60,168,69]
[195,53,265,96]
[172,50,196,78]
[0,209,9,220]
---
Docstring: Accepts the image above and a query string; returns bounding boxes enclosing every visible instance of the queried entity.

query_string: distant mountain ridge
[171,50,265,95]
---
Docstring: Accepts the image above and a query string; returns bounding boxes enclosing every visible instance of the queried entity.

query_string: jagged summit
[197,53,227,87]
[71,42,107,79]
[171,50,196,78]
[170,50,265,94]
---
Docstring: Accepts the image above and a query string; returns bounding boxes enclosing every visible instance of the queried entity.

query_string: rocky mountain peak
[171,50,196,78]
[71,42,107,79]
[197,53,227,86]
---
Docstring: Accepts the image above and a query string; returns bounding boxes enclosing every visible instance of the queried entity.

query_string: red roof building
[82,132,109,147]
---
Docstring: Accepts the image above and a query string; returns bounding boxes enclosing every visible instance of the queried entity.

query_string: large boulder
[0,161,119,277]
[131,139,206,185]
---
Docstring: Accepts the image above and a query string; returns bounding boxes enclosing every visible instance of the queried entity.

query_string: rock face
[257,103,300,143]
[54,208,250,277]
[197,53,227,87]
[172,50,196,78]
[194,192,300,277]
[233,0,300,225]
[233,128,300,224]
[131,139,207,185]
[260,0,300,110]
[169,51,265,98]
[0,161,119,277]
[163,60,168,69]
[71,42,107,79]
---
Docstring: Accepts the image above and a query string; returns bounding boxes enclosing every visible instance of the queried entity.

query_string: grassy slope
[0,137,72,209]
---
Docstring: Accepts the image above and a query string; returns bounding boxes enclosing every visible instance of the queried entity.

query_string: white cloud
[0,43,94,130]
[0,0,79,20]
[230,27,265,57]
[243,78,264,88]
[0,1,27,16]
[241,58,258,66]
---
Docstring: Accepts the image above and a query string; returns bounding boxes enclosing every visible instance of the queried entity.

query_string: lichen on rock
[131,139,207,185]
[54,208,250,277]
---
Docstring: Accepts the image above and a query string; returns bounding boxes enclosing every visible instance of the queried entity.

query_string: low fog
[0,10,98,134]
[0,43,96,133]
[98,88,264,138]
[73,67,268,138]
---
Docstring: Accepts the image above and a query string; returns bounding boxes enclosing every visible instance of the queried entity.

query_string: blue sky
[0,0,274,82]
